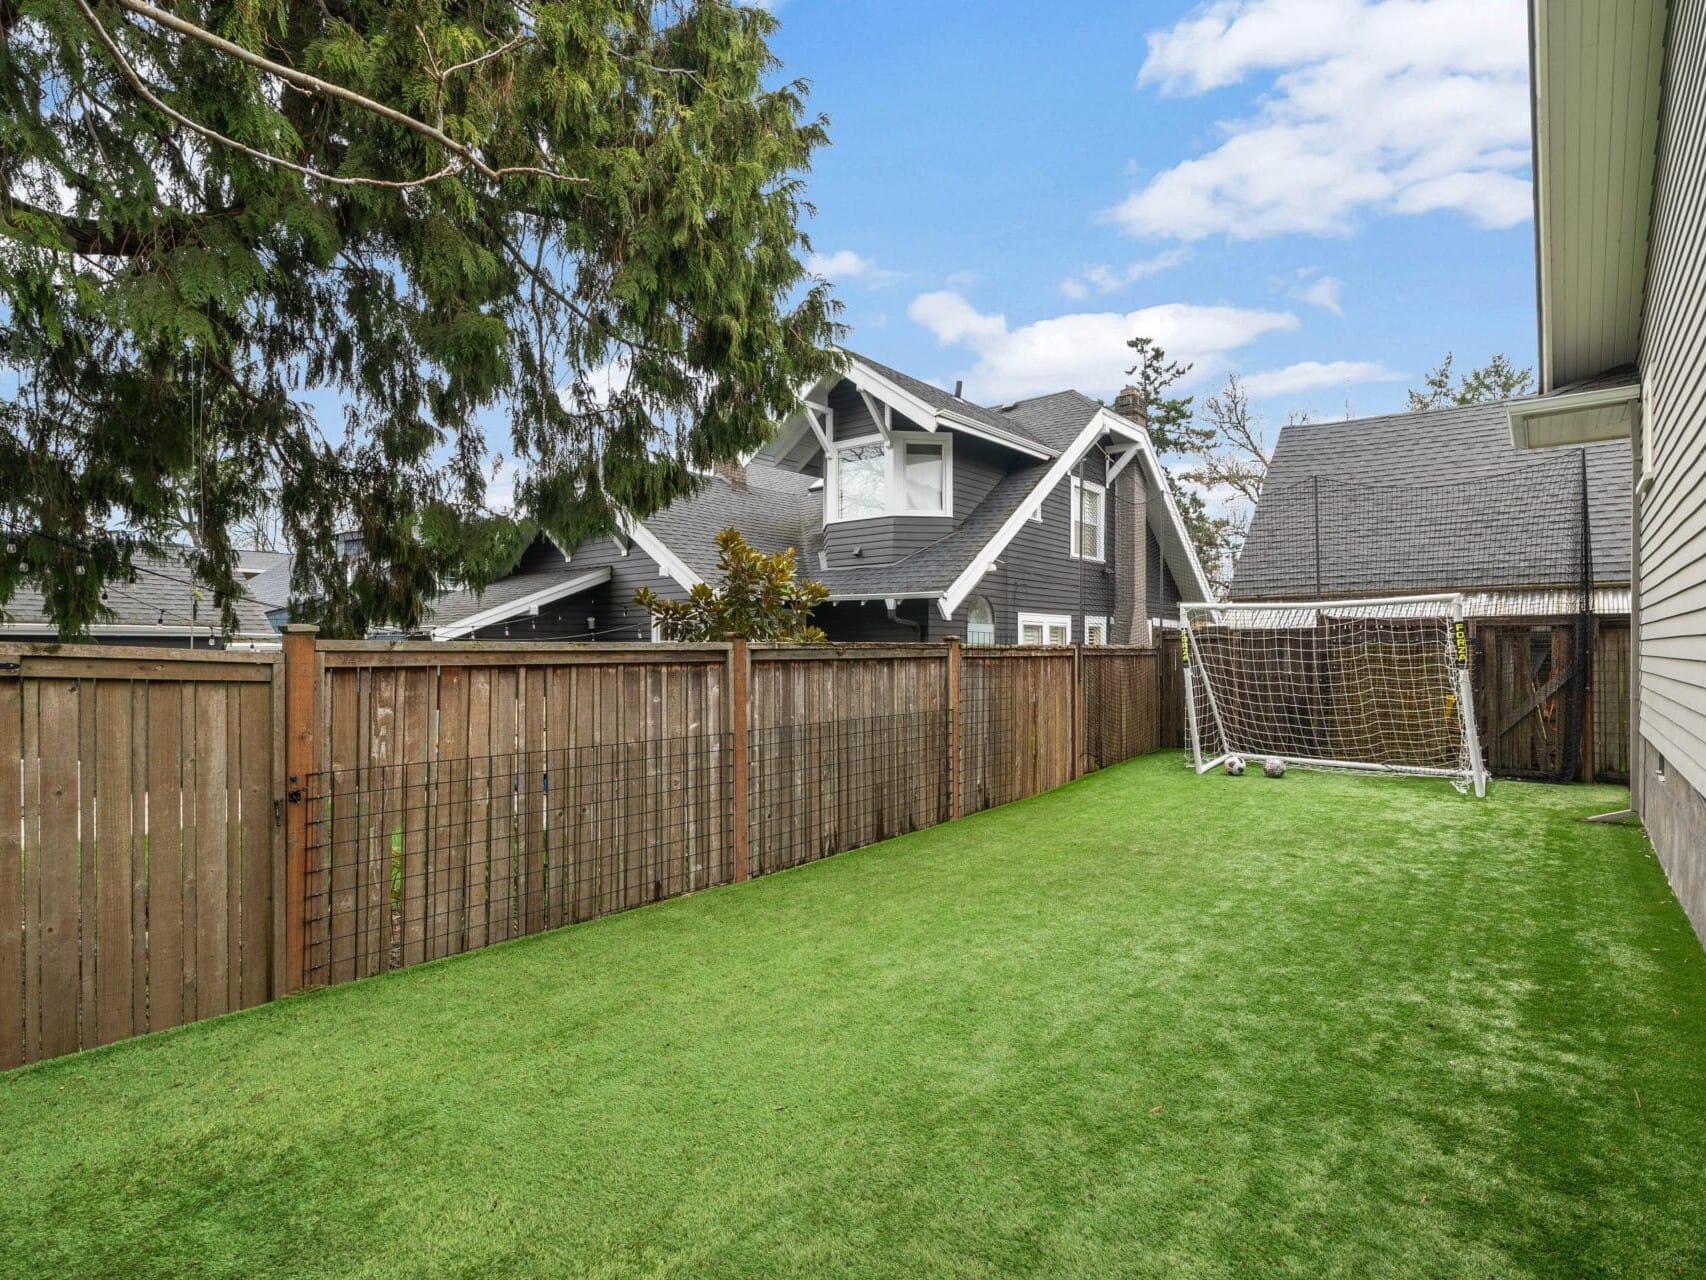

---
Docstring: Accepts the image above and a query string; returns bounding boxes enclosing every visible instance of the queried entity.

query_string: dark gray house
[423,350,1210,645]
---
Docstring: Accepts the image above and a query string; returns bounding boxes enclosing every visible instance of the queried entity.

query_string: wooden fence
[2,635,1170,1069]
[0,648,280,1070]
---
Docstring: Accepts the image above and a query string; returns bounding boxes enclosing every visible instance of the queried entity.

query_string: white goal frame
[1179,593,1487,797]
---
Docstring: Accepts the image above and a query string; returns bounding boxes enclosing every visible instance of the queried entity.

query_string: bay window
[826,432,953,523]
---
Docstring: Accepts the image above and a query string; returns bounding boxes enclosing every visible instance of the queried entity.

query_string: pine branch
[94,0,587,187]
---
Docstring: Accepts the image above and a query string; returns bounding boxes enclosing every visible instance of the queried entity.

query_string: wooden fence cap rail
[750,643,952,661]
[0,640,281,664]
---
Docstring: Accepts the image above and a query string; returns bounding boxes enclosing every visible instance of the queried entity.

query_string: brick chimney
[1109,386,1151,646]
[712,460,748,492]
[1111,467,1151,647]
[1112,385,1145,424]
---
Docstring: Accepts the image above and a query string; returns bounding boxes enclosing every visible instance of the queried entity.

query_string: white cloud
[1241,359,1401,397]
[907,290,1298,402]
[806,249,904,288]
[484,458,518,514]
[1291,274,1344,315]
[1115,0,1531,240]
[1060,248,1194,299]
[945,269,980,289]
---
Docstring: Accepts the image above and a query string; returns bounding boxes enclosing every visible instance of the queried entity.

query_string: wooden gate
[0,647,281,1069]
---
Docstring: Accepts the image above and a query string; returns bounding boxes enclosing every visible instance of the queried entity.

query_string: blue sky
[762,0,1536,433]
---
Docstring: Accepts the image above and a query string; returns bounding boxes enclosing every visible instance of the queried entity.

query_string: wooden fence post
[1072,643,1085,779]
[946,637,961,820]
[281,624,318,993]
[729,639,750,882]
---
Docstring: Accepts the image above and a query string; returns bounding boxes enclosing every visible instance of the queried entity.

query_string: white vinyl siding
[1017,612,1071,646]
[1637,0,1706,799]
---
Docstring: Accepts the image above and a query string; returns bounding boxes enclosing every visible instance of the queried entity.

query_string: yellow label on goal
[1179,630,1190,666]
[1452,621,1469,667]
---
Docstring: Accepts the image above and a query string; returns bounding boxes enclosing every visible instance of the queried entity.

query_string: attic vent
[1000,401,1019,411]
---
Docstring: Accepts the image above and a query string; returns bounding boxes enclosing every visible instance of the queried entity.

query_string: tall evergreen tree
[0,0,840,637]
[1407,352,1535,411]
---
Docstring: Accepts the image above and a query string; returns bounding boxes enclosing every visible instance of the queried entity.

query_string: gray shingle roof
[841,350,1059,455]
[642,463,822,579]
[424,557,609,630]
[1,551,275,637]
[1231,399,1632,601]
[814,464,1051,597]
[993,390,1103,455]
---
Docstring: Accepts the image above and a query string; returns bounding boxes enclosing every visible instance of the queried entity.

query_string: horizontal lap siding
[1640,0,1706,799]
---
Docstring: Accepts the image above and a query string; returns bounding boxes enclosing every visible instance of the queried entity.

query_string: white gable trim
[430,566,612,641]
[936,407,1212,620]
[614,512,705,592]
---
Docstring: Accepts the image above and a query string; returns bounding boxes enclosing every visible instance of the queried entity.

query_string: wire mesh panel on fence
[959,650,1076,814]
[303,734,732,983]
[302,647,733,987]
[747,709,951,874]
[1082,647,1161,771]
[746,648,952,874]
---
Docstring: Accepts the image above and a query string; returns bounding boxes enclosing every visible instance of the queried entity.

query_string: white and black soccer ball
[1223,754,1247,776]
[1263,756,1287,778]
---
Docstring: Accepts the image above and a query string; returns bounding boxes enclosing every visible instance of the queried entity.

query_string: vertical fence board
[36,680,81,1060]
[0,676,22,1069]
[93,682,135,1047]
[193,682,230,1020]
[145,682,184,1032]
[238,680,273,1008]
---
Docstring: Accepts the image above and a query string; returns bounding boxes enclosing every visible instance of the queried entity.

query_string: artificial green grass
[3,754,1704,1279]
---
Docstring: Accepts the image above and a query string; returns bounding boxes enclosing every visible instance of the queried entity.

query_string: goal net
[1179,594,1487,796]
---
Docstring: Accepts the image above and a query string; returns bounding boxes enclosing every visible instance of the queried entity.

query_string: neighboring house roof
[426,564,613,640]
[237,548,292,579]
[242,557,294,623]
[1232,399,1632,603]
[839,350,1058,456]
[639,462,821,580]
[0,551,275,639]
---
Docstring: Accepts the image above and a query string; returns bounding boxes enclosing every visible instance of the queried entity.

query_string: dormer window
[834,442,887,520]
[826,432,953,523]
[901,438,947,512]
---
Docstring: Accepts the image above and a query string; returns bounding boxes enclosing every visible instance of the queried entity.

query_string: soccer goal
[1179,594,1487,796]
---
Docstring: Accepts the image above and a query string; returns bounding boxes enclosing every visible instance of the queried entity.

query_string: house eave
[1506,380,1641,449]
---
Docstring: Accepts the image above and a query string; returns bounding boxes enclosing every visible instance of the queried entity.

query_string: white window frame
[1083,615,1109,646]
[826,434,889,524]
[965,596,996,647]
[1017,612,1072,646]
[1069,477,1105,562]
[894,430,953,517]
[823,430,954,525]
[1028,494,1044,523]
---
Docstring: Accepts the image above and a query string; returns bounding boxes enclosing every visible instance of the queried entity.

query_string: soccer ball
[1223,755,1246,776]
[1263,757,1287,778]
